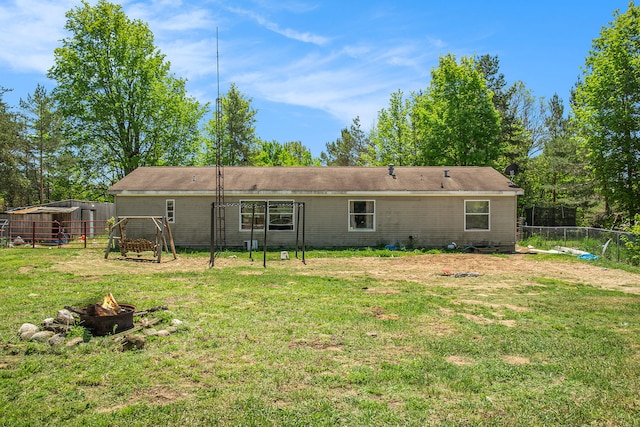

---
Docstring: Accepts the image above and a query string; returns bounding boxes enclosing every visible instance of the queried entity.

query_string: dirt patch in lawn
[51,252,640,295]
[446,355,475,366]
[502,355,531,365]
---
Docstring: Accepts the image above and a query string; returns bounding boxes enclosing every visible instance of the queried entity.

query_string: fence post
[32,221,36,248]
[584,228,588,252]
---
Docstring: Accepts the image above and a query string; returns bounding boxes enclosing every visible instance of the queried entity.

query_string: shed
[6,200,115,241]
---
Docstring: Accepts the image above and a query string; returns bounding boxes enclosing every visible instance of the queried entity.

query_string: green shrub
[622,215,640,265]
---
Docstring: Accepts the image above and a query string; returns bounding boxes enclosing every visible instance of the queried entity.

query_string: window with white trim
[465,200,490,231]
[349,200,375,231]
[268,200,294,231]
[240,200,294,231]
[240,201,265,230]
[166,199,175,223]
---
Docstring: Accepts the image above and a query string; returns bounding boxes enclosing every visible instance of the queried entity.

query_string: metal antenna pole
[215,27,226,250]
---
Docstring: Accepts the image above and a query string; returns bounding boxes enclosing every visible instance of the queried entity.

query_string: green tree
[251,140,319,166]
[251,139,284,166]
[19,84,62,204]
[48,0,205,185]
[368,90,417,165]
[205,83,257,166]
[320,116,370,166]
[572,3,640,220]
[413,54,502,166]
[529,95,591,207]
[281,141,320,166]
[0,87,31,208]
[475,54,545,173]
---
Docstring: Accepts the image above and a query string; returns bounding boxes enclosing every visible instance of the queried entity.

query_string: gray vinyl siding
[115,193,517,251]
[114,195,212,247]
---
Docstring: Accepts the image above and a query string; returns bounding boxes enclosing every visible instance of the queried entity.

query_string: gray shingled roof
[108,166,524,195]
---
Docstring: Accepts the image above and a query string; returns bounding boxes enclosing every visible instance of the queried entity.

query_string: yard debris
[522,245,561,254]
[555,246,591,256]
[555,246,599,260]
[441,269,482,277]
[520,245,600,260]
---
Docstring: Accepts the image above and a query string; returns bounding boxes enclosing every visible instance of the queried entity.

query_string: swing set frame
[209,201,306,268]
[105,216,177,263]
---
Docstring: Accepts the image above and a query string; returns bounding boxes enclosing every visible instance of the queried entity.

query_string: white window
[349,200,375,231]
[240,200,294,231]
[166,199,175,223]
[268,200,294,231]
[240,201,265,230]
[465,200,490,231]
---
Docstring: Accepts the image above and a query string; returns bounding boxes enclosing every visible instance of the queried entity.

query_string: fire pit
[78,293,136,336]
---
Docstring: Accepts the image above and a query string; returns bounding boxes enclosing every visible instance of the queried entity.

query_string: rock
[170,319,183,327]
[121,334,145,351]
[156,329,170,337]
[66,337,85,347]
[166,326,178,334]
[18,323,39,335]
[30,331,55,342]
[43,318,55,328]
[143,328,158,336]
[48,334,66,347]
[20,331,37,341]
[55,309,76,325]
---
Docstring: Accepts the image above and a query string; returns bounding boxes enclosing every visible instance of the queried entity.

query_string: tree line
[1,0,639,227]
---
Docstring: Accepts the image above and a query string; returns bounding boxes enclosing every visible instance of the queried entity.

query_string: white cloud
[0,0,75,73]
[230,42,431,129]
[161,38,218,79]
[127,2,217,32]
[222,24,440,128]
[0,0,437,134]
[227,7,329,45]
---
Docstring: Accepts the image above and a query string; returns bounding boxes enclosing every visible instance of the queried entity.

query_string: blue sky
[0,0,632,157]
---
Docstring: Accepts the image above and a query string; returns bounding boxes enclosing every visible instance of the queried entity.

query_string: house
[108,166,524,252]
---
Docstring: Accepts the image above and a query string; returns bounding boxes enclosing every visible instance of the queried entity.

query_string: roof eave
[111,190,523,196]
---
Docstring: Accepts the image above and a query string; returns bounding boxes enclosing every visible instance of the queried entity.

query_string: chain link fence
[521,226,632,263]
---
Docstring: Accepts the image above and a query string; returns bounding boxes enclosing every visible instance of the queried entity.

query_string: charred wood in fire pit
[87,304,119,317]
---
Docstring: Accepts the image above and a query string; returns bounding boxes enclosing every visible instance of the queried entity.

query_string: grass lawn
[1,248,639,426]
